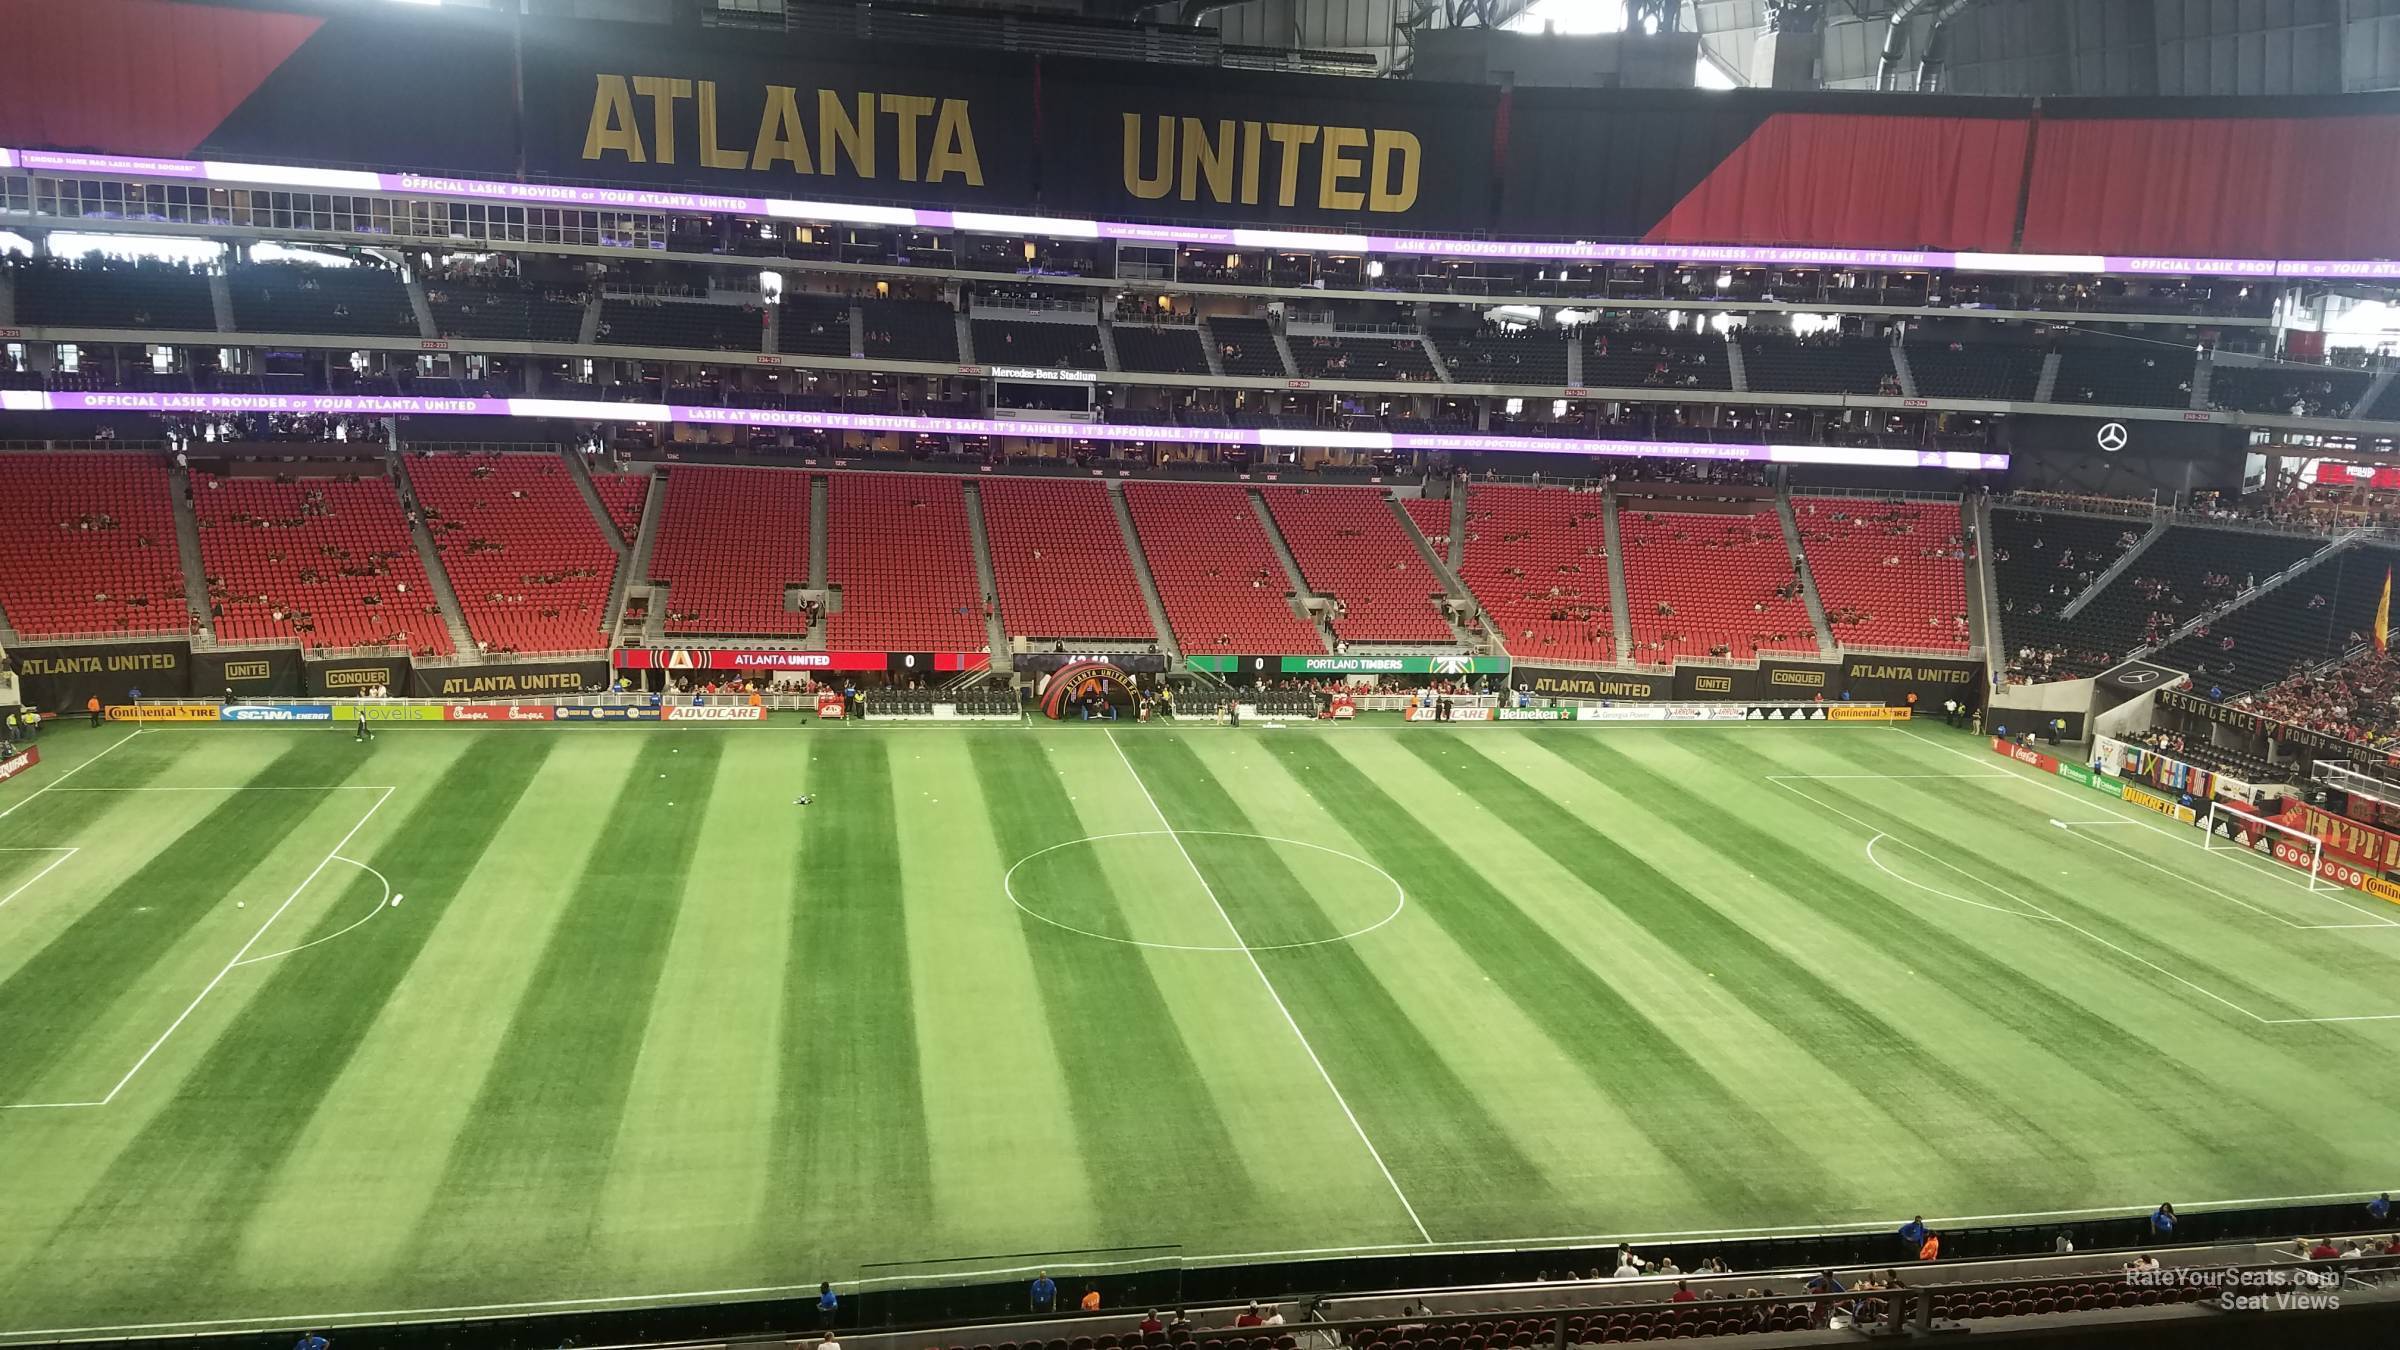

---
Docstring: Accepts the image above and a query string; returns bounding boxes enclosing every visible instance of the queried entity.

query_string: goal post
[2201,801,2328,891]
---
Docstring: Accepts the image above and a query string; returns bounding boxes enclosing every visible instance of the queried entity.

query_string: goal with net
[2201,802,2330,890]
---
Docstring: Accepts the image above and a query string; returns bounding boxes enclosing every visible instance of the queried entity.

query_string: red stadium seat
[408,451,617,654]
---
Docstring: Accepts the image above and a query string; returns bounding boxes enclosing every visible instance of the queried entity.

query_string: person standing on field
[87,694,103,727]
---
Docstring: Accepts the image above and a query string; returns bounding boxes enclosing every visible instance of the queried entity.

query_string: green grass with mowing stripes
[1,717,2397,1340]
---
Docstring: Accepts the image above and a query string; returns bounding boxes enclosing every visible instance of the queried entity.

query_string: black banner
[1673,664,1759,702]
[305,653,413,698]
[1758,658,1843,701]
[1839,654,1984,707]
[2157,686,2371,761]
[9,639,191,711]
[193,646,303,699]
[1513,666,1667,702]
[409,660,607,700]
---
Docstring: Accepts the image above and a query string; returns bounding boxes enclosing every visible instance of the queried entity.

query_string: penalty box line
[1,784,398,1111]
[1770,776,2400,1027]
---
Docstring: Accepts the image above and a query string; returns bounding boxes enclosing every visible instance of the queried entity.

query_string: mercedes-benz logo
[2117,668,2162,687]
[2096,422,2130,452]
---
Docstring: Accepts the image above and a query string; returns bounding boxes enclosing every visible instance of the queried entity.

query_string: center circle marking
[1001,830,1408,952]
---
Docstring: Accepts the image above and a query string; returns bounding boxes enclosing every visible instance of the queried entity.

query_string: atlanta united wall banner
[10,639,191,710]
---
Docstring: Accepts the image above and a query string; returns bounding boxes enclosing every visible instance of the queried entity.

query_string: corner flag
[2378,569,2392,657]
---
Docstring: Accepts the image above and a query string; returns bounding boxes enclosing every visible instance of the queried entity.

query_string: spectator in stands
[1235,1304,1265,1327]
[1137,1311,1164,1338]
[1671,1281,1696,1303]
[2309,1238,2343,1261]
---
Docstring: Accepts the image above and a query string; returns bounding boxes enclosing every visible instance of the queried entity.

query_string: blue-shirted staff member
[293,1333,330,1350]
[1030,1270,1058,1314]
[817,1281,839,1327]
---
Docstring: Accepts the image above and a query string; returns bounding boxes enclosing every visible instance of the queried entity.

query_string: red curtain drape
[0,0,320,156]
[2023,114,2400,259]
[1646,112,2029,251]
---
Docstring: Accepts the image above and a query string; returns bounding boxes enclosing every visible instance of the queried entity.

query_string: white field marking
[1102,727,1432,1244]
[1863,835,2046,919]
[1901,728,2400,927]
[43,785,394,791]
[1001,829,1407,952]
[229,857,393,967]
[0,848,78,913]
[3,786,397,1111]
[1771,777,2274,1024]
[1764,772,2015,780]
[0,728,142,820]
[7,1186,2397,1341]
[2049,818,2136,828]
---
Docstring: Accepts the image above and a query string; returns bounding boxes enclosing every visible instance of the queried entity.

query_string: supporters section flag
[2378,569,2392,656]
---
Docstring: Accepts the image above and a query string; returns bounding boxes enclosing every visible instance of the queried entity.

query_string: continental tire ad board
[11,640,190,711]
[305,654,413,699]
[1839,655,1983,707]
[193,647,302,699]
[409,661,607,700]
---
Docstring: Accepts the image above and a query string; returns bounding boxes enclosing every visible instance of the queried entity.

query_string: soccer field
[2,716,2398,1340]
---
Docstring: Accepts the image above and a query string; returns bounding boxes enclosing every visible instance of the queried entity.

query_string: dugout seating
[191,471,450,655]
[2147,543,2400,695]
[1618,508,1817,663]
[407,452,618,654]
[1291,335,1438,382]
[1435,329,1573,386]
[2207,362,2371,417]
[979,478,1156,642]
[649,465,811,637]
[590,471,647,543]
[1261,487,1454,643]
[823,474,987,650]
[227,262,418,337]
[1907,341,2045,401]
[776,294,855,357]
[1582,327,1731,391]
[595,297,763,352]
[0,452,187,638]
[861,300,960,361]
[1109,324,1211,374]
[2053,345,2196,408]
[1203,316,1287,377]
[1792,498,1969,652]
[11,258,218,331]
[423,278,586,343]
[973,319,1105,370]
[1458,485,1613,664]
[1124,482,1325,652]
[1738,334,1897,395]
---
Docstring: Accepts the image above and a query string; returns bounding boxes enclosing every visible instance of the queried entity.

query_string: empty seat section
[1459,485,1612,664]
[1125,482,1323,652]
[824,475,986,651]
[2207,362,2369,416]
[1619,509,1816,662]
[777,294,855,357]
[1204,316,1286,376]
[1908,342,2044,400]
[423,278,586,342]
[2053,346,2196,407]
[192,472,450,655]
[1437,329,1572,385]
[0,453,185,638]
[596,298,763,351]
[972,319,1104,370]
[649,465,810,637]
[1262,488,1452,642]
[1793,498,1968,652]
[1583,327,1730,390]
[1291,335,1437,381]
[591,472,648,543]
[860,300,959,361]
[980,479,1155,641]
[12,258,217,330]
[408,452,618,654]
[1110,324,1210,374]
[227,262,417,336]
[1739,334,1896,394]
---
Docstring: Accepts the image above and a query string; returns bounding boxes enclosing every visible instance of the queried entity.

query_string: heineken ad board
[1186,654,1511,677]
[192,646,303,699]
[613,649,990,673]
[9,639,191,710]
[305,653,414,699]
[408,660,609,700]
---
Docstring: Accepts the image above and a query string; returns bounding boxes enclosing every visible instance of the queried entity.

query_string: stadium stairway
[560,448,631,563]
[2354,365,2398,418]
[207,272,234,333]
[810,474,829,587]
[0,269,14,326]
[1389,494,1485,646]
[2190,348,2215,411]
[1419,334,1453,383]
[2058,514,2169,621]
[1095,321,1122,372]
[404,275,437,340]
[958,481,1013,659]
[1965,497,2001,674]
[2033,350,2062,402]
[1777,494,1839,656]
[1889,342,1920,398]
[1248,489,1338,651]
[168,461,212,631]
[1108,481,1179,657]
[613,472,667,645]
[1563,337,1583,388]
[2139,527,2360,659]
[390,453,478,656]
[954,309,977,365]
[1602,487,1635,661]
[1267,324,1301,379]
[1722,334,1748,393]
[577,295,602,346]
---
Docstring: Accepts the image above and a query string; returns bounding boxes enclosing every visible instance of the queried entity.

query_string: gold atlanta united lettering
[1121,116,1419,213]
[582,76,984,185]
